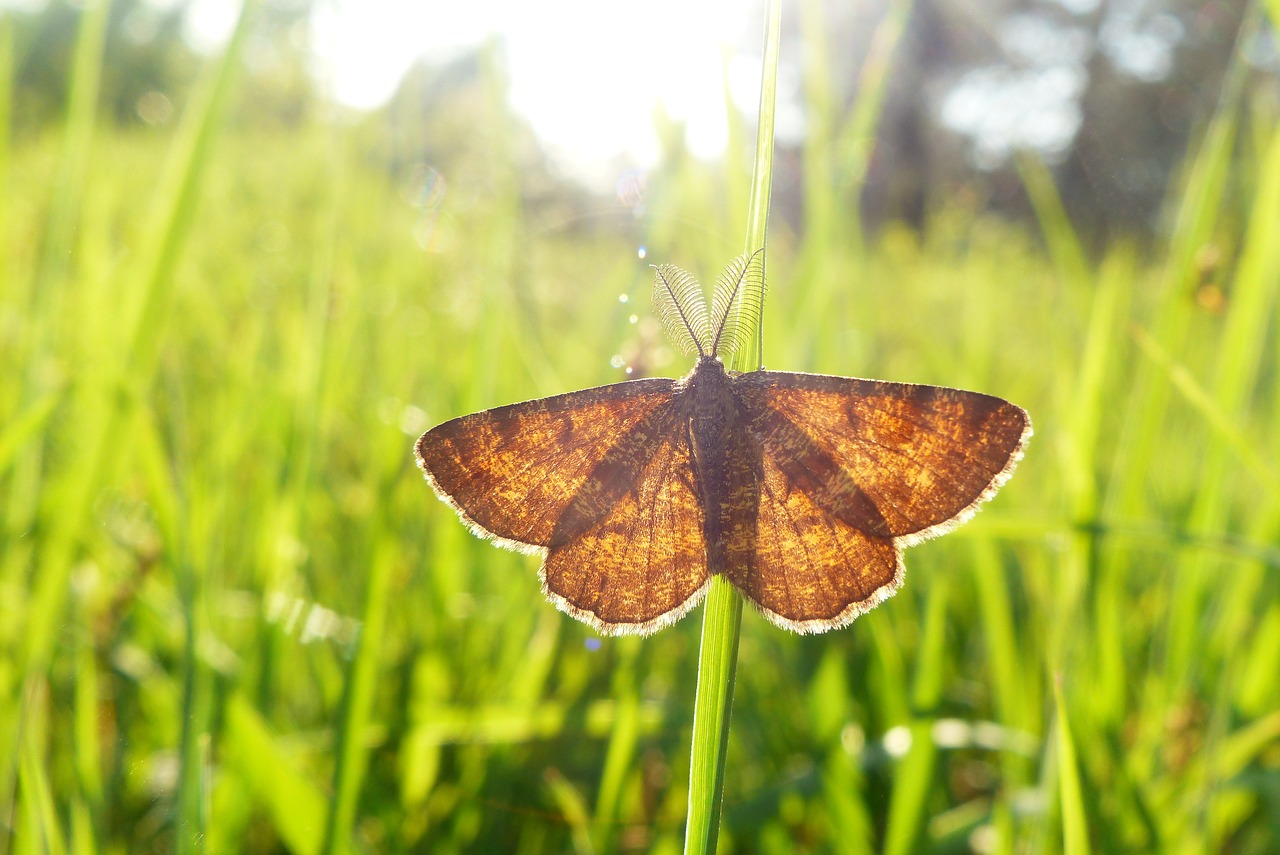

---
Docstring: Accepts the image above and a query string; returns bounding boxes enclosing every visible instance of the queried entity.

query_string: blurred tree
[793,0,1262,244]
[225,0,323,130]
[4,0,319,133]
[371,46,608,237]
[7,0,196,131]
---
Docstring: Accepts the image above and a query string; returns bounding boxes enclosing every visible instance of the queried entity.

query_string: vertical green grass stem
[683,576,745,854]
[738,0,779,375]
[1054,678,1091,855]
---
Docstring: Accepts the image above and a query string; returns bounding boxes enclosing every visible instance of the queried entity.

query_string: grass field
[2,3,1279,854]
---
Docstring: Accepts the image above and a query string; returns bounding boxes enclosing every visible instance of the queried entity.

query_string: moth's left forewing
[718,410,905,634]
[724,369,1030,634]
[734,370,1031,543]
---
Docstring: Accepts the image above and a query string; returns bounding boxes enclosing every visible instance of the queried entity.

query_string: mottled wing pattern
[541,402,711,635]
[716,413,902,633]
[415,379,676,550]
[417,379,710,635]
[736,371,1030,540]
[728,370,1030,632]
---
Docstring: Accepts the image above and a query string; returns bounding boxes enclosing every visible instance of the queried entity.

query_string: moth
[415,256,1030,635]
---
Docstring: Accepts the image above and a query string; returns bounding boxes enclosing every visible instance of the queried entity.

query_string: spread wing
[718,418,903,634]
[416,379,676,550]
[416,379,710,635]
[727,370,1031,633]
[540,402,710,635]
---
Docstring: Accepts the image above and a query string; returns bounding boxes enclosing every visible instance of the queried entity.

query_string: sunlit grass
[1,3,1278,854]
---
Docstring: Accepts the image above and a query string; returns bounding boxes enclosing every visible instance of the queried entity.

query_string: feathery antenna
[709,250,766,360]
[652,264,711,357]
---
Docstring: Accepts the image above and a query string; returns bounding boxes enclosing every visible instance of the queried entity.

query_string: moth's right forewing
[415,378,677,551]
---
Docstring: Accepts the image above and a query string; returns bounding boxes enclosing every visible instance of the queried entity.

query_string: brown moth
[415,256,1030,635]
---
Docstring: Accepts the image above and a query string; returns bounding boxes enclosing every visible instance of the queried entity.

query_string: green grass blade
[593,638,642,853]
[969,538,1037,738]
[1017,153,1102,686]
[684,576,745,855]
[737,0,780,374]
[0,19,10,210]
[321,535,395,855]
[11,679,62,855]
[1205,120,1280,429]
[796,0,837,263]
[68,798,96,855]
[884,577,951,855]
[1129,324,1279,497]
[1016,154,1090,294]
[17,716,66,855]
[882,720,936,855]
[222,694,326,855]
[544,768,595,855]
[35,0,108,297]
[0,390,59,476]
[834,0,911,234]
[1054,679,1090,855]
[71,611,102,851]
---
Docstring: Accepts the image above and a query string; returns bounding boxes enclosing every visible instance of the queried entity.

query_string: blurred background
[1,0,1278,852]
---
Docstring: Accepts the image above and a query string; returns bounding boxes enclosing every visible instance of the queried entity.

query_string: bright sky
[188,0,764,170]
